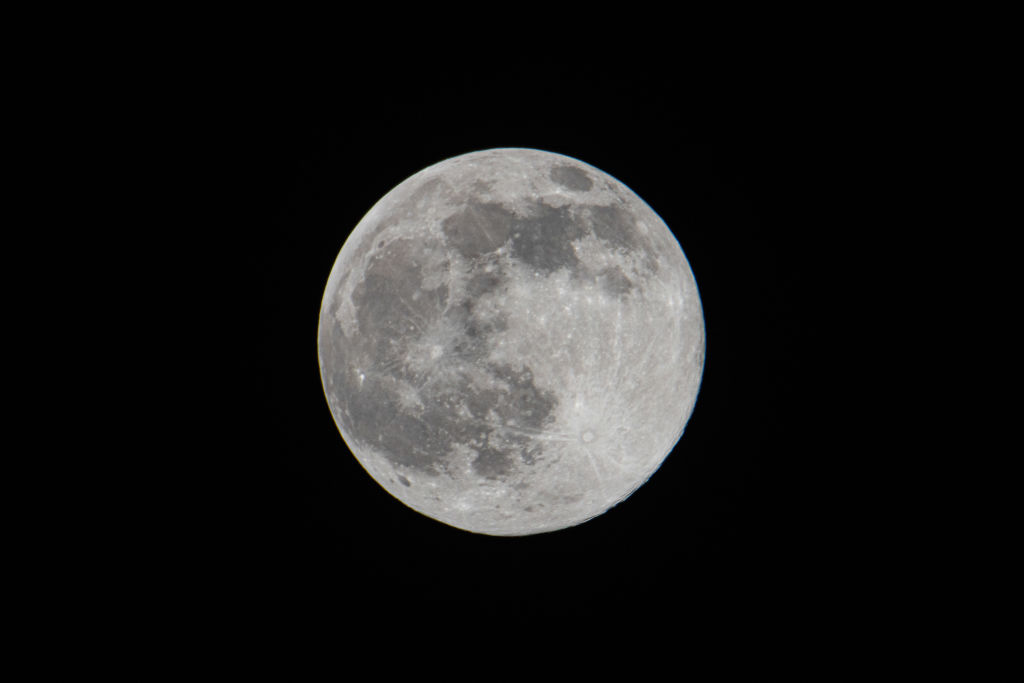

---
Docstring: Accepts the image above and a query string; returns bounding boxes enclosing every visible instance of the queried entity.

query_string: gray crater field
[318,148,704,535]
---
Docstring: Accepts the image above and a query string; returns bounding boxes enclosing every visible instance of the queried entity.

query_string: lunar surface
[318,148,704,535]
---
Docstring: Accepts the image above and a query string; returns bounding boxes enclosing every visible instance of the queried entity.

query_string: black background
[188,62,852,647]
[62,26,1016,671]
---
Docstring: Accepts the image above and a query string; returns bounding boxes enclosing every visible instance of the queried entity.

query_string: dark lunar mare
[323,226,560,479]
[323,190,657,481]
[443,199,586,275]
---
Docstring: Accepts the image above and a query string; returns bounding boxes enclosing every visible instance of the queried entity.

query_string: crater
[550,164,593,191]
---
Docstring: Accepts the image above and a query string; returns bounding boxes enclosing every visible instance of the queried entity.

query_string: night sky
[182,61,854,647]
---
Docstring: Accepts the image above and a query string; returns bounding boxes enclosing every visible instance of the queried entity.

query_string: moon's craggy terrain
[318,148,704,535]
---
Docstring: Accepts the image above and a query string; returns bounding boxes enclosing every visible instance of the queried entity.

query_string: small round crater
[581,430,595,443]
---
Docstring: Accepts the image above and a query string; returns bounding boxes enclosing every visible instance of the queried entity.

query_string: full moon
[318,148,704,535]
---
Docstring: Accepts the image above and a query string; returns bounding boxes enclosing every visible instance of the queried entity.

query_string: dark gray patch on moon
[586,203,660,273]
[468,445,514,478]
[597,265,634,296]
[458,363,557,478]
[351,238,450,344]
[441,195,652,277]
[549,164,593,191]
[509,201,586,273]
[442,199,586,274]
[340,377,445,474]
[442,202,516,259]
[586,204,640,253]
[487,365,556,431]
[465,264,505,300]
[326,225,563,480]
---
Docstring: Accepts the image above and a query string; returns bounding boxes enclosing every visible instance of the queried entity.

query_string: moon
[318,148,705,536]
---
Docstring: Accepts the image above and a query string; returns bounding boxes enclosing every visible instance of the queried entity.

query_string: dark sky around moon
[183,60,849,642]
